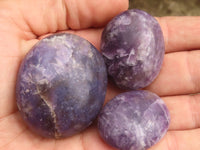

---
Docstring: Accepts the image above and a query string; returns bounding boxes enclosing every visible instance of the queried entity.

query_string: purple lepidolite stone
[101,9,165,90]
[98,90,170,150]
[16,33,107,138]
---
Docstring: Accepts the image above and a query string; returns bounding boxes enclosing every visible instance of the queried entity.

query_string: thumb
[0,0,128,37]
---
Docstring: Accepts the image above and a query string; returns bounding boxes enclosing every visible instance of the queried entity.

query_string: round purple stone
[101,9,165,90]
[16,33,107,138]
[98,90,170,150]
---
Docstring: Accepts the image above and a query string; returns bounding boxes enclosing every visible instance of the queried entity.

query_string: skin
[0,0,200,149]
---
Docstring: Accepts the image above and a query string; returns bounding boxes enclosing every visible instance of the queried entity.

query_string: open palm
[0,0,200,150]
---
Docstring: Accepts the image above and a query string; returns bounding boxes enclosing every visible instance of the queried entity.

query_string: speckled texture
[16,33,107,138]
[101,9,165,90]
[98,90,170,150]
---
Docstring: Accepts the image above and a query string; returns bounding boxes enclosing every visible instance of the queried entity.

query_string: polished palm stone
[16,33,107,138]
[101,9,165,90]
[98,90,170,150]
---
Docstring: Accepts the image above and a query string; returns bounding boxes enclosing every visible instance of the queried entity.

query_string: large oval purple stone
[101,9,165,90]
[98,90,170,150]
[16,33,107,138]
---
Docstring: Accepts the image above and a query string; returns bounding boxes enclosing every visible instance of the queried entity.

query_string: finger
[105,88,200,131]
[0,0,128,37]
[157,16,200,53]
[150,129,200,150]
[162,94,200,130]
[145,50,200,96]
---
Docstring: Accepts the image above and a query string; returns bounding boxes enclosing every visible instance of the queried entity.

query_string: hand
[147,17,200,150]
[0,0,199,150]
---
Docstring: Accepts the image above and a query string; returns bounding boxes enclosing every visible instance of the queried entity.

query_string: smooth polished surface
[16,33,107,138]
[101,9,165,90]
[98,90,170,150]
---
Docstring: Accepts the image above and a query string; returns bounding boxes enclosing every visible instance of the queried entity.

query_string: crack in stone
[39,93,61,139]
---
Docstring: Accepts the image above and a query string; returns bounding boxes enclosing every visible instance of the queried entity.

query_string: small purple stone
[16,33,107,138]
[98,90,170,150]
[101,9,165,89]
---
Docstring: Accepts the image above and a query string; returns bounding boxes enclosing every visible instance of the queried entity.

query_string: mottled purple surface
[98,90,170,150]
[101,9,165,90]
[16,33,107,138]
